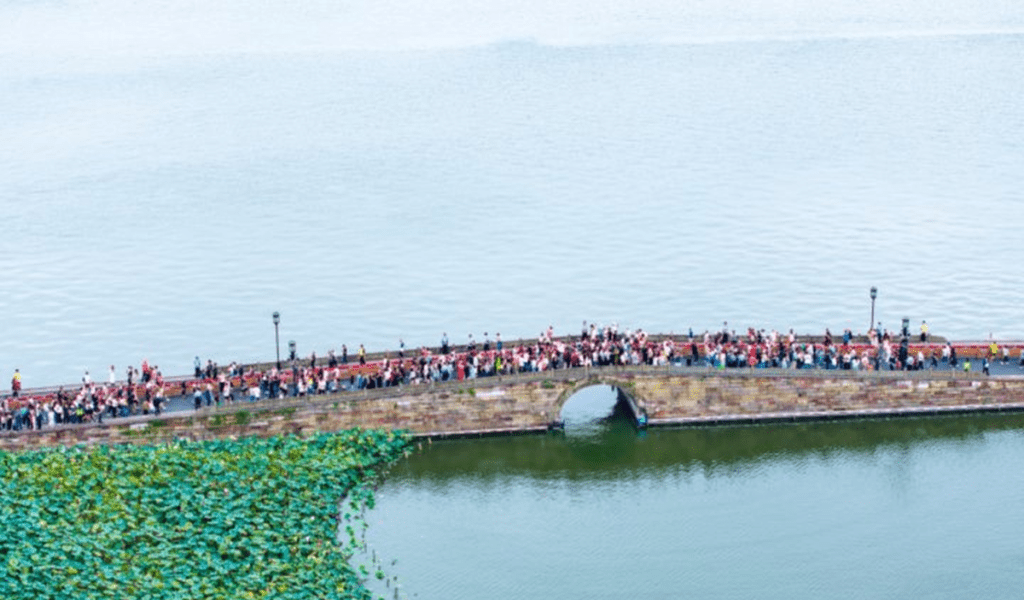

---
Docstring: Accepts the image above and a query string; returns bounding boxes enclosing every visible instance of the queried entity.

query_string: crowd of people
[2,362,171,432]
[6,321,1024,432]
[701,325,955,372]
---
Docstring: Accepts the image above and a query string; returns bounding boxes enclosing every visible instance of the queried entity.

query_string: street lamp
[869,287,877,334]
[272,312,281,369]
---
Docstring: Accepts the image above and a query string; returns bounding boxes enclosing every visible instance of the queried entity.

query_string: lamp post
[272,312,281,369]
[899,320,909,370]
[869,287,877,334]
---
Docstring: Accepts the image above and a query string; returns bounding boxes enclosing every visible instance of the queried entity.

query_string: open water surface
[2,1,1024,386]
[365,387,1024,599]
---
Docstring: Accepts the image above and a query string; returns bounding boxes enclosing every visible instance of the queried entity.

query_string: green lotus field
[0,429,412,599]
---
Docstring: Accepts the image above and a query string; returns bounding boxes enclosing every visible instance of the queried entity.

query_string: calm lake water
[365,386,1024,600]
[3,2,1024,387]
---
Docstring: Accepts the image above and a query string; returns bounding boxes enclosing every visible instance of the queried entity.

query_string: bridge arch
[558,383,620,429]
[550,376,648,429]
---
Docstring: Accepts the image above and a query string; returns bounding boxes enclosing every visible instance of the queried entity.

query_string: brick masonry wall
[0,379,568,451]
[629,371,1024,423]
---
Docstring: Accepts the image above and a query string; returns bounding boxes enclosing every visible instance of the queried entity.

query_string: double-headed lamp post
[272,312,281,369]
[870,287,877,333]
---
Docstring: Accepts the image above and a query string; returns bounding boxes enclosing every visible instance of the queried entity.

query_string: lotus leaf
[0,429,411,600]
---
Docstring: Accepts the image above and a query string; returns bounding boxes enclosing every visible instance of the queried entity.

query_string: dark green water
[364,387,1024,599]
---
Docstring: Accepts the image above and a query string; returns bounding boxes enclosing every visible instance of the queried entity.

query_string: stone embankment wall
[0,373,570,451]
[3,367,1024,451]
[626,369,1024,425]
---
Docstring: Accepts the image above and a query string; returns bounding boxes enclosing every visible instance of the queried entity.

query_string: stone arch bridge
[5,365,1024,450]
